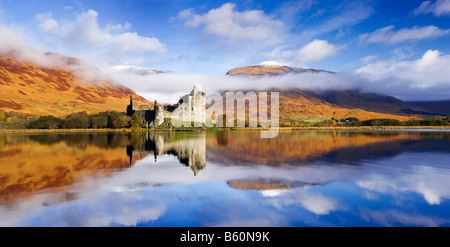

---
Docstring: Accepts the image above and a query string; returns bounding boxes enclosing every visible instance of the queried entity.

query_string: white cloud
[106,47,450,102]
[0,24,51,65]
[356,49,450,88]
[276,0,317,24]
[114,32,165,53]
[359,25,450,45]
[360,55,378,64]
[177,3,284,44]
[300,2,373,39]
[35,9,166,65]
[413,0,450,16]
[353,49,450,100]
[295,39,341,64]
[262,39,343,66]
[36,12,59,33]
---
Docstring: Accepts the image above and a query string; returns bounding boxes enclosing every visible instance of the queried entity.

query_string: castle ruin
[127,85,206,127]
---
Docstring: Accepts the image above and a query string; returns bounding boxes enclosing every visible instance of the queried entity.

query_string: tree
[27,115,63,129]
[130,114,143,128]
[107,111,122,128]
[112,115,130,128]
[91,115,108,129]
[63,112,90,129]
[0,110,5,122]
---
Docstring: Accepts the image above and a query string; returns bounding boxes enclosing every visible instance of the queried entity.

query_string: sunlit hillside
[0,54,151,117]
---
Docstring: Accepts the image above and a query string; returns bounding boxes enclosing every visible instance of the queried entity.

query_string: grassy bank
[0,128,169,133]
[1,126,450,133]
[229,126,450,131]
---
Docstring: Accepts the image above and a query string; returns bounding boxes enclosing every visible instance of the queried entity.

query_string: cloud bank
[106,59,449,103]
[35,9,166,66]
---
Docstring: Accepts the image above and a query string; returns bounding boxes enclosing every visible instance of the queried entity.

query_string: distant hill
[0,53,152,117]
[226,63,332,76]
[406,101,450,116]
[276,89,416,122]
[316,90,433,116]
[225,64,428,122]
[111,65,171,76]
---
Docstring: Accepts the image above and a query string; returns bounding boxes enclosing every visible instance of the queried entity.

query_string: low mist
[102,67,450,104]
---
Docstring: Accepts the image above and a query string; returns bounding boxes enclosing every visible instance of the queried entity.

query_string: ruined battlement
[127,85,206,127]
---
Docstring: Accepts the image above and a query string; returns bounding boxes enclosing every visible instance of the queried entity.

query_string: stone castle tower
[127,85,206,127]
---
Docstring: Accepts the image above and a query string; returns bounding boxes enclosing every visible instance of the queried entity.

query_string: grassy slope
[0,55,152,117]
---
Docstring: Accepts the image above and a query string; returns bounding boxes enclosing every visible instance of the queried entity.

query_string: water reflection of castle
[127,132,206,175]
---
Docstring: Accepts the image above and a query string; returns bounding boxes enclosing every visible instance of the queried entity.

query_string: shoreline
[1,126,450,133]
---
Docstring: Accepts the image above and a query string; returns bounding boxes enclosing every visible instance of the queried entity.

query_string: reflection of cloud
[295,190,338,215]
[12,188,167,227]
[355,154,450,205]
[361,209,448,227]
[261,189,288,197]
[261,187,339,216]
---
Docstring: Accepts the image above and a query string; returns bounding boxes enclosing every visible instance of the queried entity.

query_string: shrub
[112,115,130,129]
[130,114,143,128]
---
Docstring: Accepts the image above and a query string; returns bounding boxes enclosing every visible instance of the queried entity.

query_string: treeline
[347,117,450,127]
[280,117,450,127]
[0,110,143,129]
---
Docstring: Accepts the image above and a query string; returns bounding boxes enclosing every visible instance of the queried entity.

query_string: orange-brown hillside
[0,54,152,117]
[222,89,417,122]
[225,63,423,121]
[277,90,416,122]
[227,64,329,76]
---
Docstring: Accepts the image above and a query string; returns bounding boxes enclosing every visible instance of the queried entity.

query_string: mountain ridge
[224,64,441,119]
[226,64,333,76]
[0,53,152,117]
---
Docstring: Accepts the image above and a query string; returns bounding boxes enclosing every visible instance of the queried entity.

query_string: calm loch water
[1,130,450,227]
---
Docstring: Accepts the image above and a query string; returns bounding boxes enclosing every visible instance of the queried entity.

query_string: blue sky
[1,0,450,101]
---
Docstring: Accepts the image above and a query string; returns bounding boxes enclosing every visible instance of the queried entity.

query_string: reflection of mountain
[0,133,132,204]
[127,132,206,175]
[207,131,450,166]
[323,133,450,164]
[228,178,326,193]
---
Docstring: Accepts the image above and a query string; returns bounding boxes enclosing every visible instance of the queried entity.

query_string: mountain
[276,89,416,122]
[226,63,331,76]
[313,90,433,116]
[0,53,152,117]
[111,65,171,76]
[406,101,450,116]
[225,63,435,121]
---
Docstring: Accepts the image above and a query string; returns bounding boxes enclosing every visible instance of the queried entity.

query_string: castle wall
[127,86,206,127]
